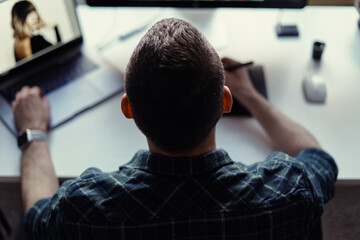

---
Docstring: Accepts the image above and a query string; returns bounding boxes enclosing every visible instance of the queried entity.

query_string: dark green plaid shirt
[24,148,337,240]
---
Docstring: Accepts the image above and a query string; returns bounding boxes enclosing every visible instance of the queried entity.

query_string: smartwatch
[17,129,48,150]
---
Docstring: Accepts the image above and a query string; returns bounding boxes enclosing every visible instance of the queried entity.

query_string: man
[13,18,337,239]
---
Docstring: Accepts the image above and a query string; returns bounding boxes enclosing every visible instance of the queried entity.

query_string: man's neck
[147,128,217,158]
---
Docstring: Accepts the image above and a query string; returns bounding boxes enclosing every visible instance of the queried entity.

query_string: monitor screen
[87,0,307,8]
[0,0,81,78]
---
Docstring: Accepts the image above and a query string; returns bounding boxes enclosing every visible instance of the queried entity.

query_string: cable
[276,8,283,26]
[96,8,165,52]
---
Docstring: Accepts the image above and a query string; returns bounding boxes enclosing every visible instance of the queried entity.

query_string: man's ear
[121,93,133,119]
[223,86,233,113]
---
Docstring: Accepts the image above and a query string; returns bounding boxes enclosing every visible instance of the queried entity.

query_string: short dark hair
[125,18,225,153]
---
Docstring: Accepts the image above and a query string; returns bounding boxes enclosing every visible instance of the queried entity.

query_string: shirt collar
[121,148,234,176]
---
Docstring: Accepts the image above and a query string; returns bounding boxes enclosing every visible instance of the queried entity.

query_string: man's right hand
[221,57,259,105]
[12,86,50,133]
[222,58,321,155]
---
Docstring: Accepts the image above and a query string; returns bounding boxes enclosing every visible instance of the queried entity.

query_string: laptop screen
[0,0,81,77]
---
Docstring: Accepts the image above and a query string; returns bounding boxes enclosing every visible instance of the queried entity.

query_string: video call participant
[11,0,61,62]
[12,18,337,239]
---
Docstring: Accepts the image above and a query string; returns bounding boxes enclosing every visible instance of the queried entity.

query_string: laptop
[0,0,124,135]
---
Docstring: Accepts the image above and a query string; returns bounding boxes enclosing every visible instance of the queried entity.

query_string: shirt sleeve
[22,180,71,240]
[22,168,104,240]
[294,148,338,204]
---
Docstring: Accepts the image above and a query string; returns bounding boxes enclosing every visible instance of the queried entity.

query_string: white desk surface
[1,5,359,179]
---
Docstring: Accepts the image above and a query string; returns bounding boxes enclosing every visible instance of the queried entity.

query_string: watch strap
[17,129,48,150]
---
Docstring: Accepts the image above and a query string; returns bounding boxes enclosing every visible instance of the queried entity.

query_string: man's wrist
[17,129,48,150]
[234,90,262,108]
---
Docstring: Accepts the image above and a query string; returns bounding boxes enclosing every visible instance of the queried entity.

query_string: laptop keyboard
[0,53,98,103]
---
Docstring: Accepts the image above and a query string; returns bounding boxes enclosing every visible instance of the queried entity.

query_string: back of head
[126,18,225,154]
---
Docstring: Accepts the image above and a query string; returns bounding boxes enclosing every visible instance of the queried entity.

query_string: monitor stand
[170,8,228,50]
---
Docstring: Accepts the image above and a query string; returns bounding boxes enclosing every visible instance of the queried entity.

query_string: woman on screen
[11,0,61,62]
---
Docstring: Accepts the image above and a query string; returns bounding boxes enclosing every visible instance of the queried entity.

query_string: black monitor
[87,0,307,8]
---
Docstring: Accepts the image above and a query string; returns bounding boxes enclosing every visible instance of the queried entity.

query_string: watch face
[17,131,28,148]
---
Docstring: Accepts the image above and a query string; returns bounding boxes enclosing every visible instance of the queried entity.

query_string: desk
[1,6,359,179]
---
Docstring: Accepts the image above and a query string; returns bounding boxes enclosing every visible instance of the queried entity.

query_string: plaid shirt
[24,148,337,240]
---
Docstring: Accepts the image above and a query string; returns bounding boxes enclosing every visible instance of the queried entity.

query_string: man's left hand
[12,86,50,132]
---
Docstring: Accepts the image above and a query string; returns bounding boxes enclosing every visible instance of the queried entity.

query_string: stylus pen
[224,61,254,72]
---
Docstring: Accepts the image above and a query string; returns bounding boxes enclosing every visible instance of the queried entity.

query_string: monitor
[87,0,307,8]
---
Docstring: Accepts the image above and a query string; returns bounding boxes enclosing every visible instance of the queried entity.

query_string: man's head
[123,18,231,154]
